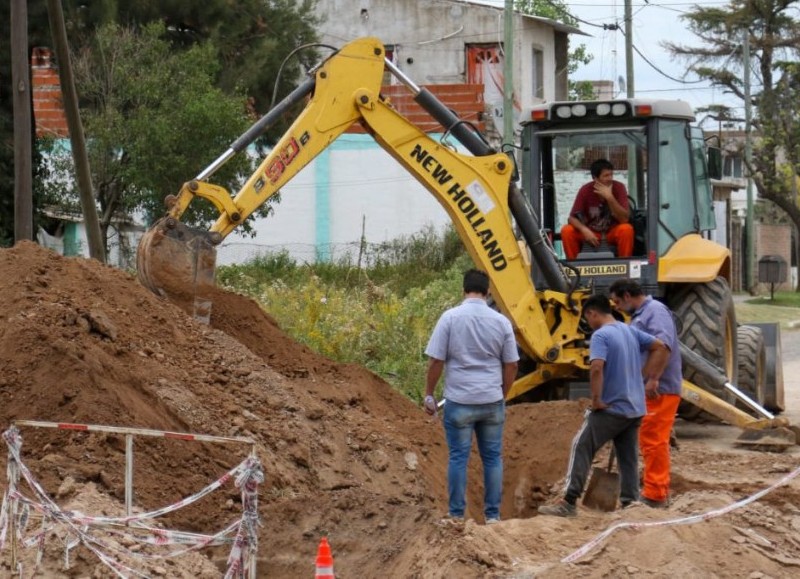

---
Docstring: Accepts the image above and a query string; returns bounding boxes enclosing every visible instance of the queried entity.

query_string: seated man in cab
[560,158,634,260]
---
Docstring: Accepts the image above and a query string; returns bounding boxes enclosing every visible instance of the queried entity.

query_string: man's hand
[591,397,608,411]
[645,377,660,399]
[594,180,614,202]
[582,228,600,247]
[423,395,438,416]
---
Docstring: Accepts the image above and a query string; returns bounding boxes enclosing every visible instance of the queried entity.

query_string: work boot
[537,499,577,518]
[621,500,643,510]
[640,496,669,509]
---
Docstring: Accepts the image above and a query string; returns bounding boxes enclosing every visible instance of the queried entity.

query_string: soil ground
[1,242,799,578]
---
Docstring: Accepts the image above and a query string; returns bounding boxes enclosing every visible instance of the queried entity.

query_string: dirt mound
[2,241,799,578]
[0,242,579,575]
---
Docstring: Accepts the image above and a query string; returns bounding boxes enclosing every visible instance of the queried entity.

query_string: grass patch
[737,292,800,330]
[217,228,471,402]
[743,291,800,308]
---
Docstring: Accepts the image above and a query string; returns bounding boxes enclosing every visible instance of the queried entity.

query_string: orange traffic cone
[315,537,335,578]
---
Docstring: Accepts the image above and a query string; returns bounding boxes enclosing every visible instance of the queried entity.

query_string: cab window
[657,120,696,253]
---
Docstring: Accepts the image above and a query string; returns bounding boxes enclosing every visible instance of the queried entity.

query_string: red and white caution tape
[13,419,255,446]
[1,425,263,578]
[562,462,800,564]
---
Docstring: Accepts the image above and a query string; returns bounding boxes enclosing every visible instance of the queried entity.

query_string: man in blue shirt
[538,293,669,517]
[610,279,682,509]
[424,269,519,524]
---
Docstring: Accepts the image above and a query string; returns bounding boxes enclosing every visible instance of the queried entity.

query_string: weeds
[217,228,471,402]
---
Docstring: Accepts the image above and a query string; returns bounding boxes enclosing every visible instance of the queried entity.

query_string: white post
[125,434,134,516]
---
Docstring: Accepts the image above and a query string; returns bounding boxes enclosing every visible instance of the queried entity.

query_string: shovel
[582,446,620,512]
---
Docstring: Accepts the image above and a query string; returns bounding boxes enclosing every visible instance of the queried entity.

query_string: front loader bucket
[136,218,217,323]
[735,426,797,452]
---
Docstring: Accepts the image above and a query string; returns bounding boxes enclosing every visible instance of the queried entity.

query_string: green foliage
[515,0,576,26]
[61,0,321,127]
[40,23,257,241]
[744,292,800,308]
[2,1,319,246]
[736,295,800,330]
[218,230,472,401]
[666,1,800,287]
[218,226,466,295]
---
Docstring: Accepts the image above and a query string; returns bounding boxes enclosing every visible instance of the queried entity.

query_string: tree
[665,0,800,288]
[41,22,262,251]
[1,0,320,246]
[514,0,595,100]
[61,0,320,119]
[0,1,53,246]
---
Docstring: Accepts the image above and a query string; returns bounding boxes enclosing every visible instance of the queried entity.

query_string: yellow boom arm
[161,38,587,369]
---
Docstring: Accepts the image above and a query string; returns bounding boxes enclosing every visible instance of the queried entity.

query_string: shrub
[218,229,471,401]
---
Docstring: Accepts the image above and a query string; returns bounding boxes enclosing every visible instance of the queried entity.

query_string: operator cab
[520,99,720,296]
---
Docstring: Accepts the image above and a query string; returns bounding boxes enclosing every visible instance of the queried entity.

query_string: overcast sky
[478,0,742,120]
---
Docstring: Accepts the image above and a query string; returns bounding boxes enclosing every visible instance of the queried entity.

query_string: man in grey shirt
[424,269,519,524]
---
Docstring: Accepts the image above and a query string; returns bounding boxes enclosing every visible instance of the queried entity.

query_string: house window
[532,48,544,100]
[723,155,743,178]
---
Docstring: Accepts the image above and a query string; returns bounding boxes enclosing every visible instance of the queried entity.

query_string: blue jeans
[443,399,505,520]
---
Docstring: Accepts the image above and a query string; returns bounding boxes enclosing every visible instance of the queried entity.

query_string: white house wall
[316,0,559,108]
[217,1,571,265]
[216,134,456,265]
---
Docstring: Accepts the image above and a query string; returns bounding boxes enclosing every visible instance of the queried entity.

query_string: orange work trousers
[560,222,634,260]
[639,394,681,502]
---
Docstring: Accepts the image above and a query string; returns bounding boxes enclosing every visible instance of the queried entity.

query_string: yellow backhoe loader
[136,38,795,450]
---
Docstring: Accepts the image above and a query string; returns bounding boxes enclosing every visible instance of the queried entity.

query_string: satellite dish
[618,75,626,95]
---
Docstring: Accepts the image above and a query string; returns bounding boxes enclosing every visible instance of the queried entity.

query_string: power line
[538,0,620,30]
[632,42,706,83]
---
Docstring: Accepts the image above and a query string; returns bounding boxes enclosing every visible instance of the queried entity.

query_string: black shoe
[537,499,577,518]
[640,496,669,509]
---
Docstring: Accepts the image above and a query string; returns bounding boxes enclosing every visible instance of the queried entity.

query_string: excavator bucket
[136,217,217,323]
[735,426,797,453]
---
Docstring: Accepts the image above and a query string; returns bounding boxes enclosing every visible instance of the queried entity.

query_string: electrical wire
[540,0,620,30]
[268,43,339,110]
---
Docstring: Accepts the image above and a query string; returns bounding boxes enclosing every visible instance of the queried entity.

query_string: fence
[1,421,261,578]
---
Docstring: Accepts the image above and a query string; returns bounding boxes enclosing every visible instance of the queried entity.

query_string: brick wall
[31,47,69,138]
[756,223,792,292]
[349,84,485,134]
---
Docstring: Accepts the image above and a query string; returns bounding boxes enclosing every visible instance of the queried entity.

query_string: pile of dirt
[0,242,579,576]
[1,241,799,578]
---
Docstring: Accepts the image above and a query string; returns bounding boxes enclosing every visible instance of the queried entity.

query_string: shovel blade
[582,467,620,512]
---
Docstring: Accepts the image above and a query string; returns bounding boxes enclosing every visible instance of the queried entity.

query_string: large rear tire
[735,325,767,413]
[750,322,786,413]
[667,277,738,419]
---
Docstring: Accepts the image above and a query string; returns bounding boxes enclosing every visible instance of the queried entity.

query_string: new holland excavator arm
[138,37,588,380]
[136,38,796,447]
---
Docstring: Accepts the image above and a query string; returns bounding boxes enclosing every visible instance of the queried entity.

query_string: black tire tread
[668,277,738,419]
[736,325,766,409]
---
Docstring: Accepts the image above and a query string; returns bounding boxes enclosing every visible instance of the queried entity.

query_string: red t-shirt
[569,180,629,233]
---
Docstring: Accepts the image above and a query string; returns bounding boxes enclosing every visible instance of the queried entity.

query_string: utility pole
[46,0,106,263]
[624,0,634,97]
[503,0,514,147]
[11,0,33,243]
[744,30,754,291]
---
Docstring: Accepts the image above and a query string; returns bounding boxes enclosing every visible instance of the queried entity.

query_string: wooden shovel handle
[606,446,616,472]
